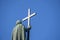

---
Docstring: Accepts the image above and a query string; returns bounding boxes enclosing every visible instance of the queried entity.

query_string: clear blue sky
[0,0,60,40]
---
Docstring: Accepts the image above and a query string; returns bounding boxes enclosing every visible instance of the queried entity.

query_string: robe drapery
[12,21,31,40]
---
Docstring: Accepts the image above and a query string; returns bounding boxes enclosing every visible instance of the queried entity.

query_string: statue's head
[16,20,22,24]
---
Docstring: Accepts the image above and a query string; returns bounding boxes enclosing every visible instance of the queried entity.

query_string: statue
[12,8,36,40]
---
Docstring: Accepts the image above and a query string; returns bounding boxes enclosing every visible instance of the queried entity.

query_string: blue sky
[0,0,60,40]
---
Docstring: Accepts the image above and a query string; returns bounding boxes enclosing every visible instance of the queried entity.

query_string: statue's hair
[16,20,22,24]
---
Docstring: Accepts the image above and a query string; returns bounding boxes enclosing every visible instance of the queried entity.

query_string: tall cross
[22,8,36,27]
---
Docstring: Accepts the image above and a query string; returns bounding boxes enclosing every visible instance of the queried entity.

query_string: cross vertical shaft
[28,8,30,27]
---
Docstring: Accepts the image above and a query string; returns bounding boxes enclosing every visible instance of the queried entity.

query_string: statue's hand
[27,25,31,30]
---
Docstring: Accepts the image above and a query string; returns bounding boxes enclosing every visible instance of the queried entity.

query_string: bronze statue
[12,8,36,40]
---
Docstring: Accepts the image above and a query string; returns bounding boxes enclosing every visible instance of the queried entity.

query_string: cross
[22,8,36,27]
